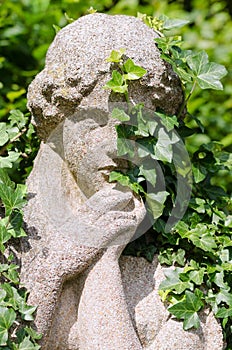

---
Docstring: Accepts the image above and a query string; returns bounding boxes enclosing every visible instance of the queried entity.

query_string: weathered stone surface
[22,12,224,350]
[120,256,224,350]
[27,13,183,140]
[21,142,145,349]
[27,250,223,349]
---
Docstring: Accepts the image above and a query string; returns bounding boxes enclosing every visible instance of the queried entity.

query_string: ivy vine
[104,14,232,348]
[0,111,40,349]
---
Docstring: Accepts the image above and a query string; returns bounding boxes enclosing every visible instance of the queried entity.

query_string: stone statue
[21,13,223,350]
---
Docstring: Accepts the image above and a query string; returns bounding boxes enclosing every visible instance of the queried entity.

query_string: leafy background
[0,0,231,349]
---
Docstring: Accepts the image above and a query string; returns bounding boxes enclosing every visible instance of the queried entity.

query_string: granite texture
[21,12,224,350]
[27,13,183,140]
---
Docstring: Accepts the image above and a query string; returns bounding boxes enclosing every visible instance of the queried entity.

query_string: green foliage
[104,52,147,100]
[155,40,227,91]
[168,290,204,330]
[0,170,41,348]
[105,13,231,346]
[0,109,38,183]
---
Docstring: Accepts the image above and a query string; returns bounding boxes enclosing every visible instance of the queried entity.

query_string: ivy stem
[177,80,197,119]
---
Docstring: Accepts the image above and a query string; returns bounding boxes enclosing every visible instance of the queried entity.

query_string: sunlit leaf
[0,151,20,169]
[123,58,146,80]
[18,336,40,350]
[168,290,203,330]
[0,183,27,216]
[106,49,126,63]
[109,171,144,194]
[146,191,169,219]
[159,267,193,294]
[0,123,9,147]
[0,306,16,345]
[187,51,227,90]
[103,70,127,93]
[139,163,157,187]
[161,15,190,30]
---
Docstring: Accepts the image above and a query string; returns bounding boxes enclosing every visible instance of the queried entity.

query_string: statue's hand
[60,187,146,248]
[86,187,146,247]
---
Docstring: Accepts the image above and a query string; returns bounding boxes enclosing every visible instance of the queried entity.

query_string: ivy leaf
[0,169,15,189]
[18,336,40,350]
[0,289,7,301]
[192,164,207,183]
[189,269,205,285]
[123,58,147,80]
[187,51,227,90]
[0,123,9,147]
[116,125,135,157]
[139,163,157,187]
[3,265,19,284]
[9,109,27,129]
[216,306,232,318]
[187,51,208,73]
[196,62,227,90]
[145,191,168,219]
[103,70,127,93]
[153,128,175,163]
[203,185,228,200]
[189,198,206,214]
[158,248,185,266]
[6,126,20,139]
[2,284,24,309]
[0,220,12,252]
[147,120,158,136]
[137,138,156,158]
[181,224,217,252]
[0,183,27,216]
[19,304,37,321]
[212,271,229,290]
[24,327,42,340]
[87,6,97,14]
[135,110,149,137]
[0,306,16,345]
[158,248,174,265]
[155,112,179,131]
[155,36,182,54]
[111,108,130,121]
[175,249,186,266]
[109,171,144,194]
[161,16,190,30]
[0,151,20,169]
[215,289,232,306]
[159,267,193,294]
[106,49,125,63]
[138,13,164,31]
[168,290,204,330]
[175,66,193,83]
[8,211,27,238]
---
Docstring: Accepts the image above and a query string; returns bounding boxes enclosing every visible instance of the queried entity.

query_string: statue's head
[27,13,183,139]
[26,13,185,247]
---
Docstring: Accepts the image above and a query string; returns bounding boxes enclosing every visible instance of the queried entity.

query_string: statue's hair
[27,13,183,140]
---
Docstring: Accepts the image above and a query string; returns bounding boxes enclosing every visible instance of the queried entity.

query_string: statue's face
[63,114,124,198]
